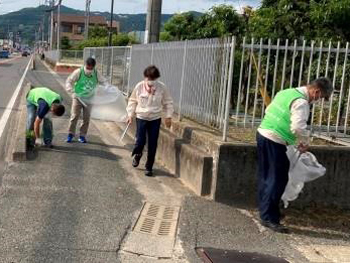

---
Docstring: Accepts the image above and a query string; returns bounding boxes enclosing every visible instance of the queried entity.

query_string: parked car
[0,50,10,59]
[22,51,29,57]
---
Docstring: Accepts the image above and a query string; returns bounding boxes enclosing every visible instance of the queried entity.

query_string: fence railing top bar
[242,43,349,53]
[84,46,132,50]
[132,43,232,51]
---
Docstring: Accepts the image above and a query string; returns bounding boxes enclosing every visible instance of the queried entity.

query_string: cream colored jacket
[127,80,174,121]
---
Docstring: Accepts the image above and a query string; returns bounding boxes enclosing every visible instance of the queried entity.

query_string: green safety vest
[260,88,307,145]
[74,67,98,98]
[27,87,61,107]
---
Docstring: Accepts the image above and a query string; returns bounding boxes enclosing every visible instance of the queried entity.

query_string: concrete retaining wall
[44,57,80,73]
[216,144,350,209]
[156,129,213,196]
[122,117,350,209]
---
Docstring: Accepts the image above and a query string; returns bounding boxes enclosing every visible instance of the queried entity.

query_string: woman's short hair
[143,65,160,80]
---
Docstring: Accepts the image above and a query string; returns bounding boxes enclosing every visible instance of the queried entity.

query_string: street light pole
[108,0,114,46]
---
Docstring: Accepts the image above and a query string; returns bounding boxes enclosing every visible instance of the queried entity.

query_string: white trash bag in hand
[81,84,128,122]
[282,146,326,208]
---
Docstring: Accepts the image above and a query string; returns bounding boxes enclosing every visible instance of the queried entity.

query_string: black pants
[256,132,289,224]
[132,118,161,171]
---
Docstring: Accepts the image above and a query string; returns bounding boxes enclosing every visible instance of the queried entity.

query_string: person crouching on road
[257,77,333,234]
[26,86,65,148]
[66,57,107,143]
[126,65,174,177]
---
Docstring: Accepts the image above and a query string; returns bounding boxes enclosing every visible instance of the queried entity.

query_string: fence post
[151,43,154,65]
[57,49,61,63]
[122,47,128,90]
[126,46,133,96]
[101,48,105,75]
[75,50,78,62]
[222,36,236,142]
[110,47,114,84]
[178,40,188,121]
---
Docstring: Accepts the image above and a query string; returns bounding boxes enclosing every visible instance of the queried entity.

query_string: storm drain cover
[196,247,289,263]
[133,202,180,237]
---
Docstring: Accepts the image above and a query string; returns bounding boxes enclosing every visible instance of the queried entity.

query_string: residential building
[52,14,120,47]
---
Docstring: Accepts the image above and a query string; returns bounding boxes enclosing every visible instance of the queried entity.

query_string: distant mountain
[0,5,203,44]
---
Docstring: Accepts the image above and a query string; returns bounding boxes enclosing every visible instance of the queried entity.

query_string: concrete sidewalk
[0,58,349,263]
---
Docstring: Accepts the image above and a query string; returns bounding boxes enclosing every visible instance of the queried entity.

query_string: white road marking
[0,56,33,140]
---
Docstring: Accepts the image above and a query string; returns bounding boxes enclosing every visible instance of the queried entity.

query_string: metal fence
[60,50,84,64]
[128,38,235,134]
[233,38,350,145]
[44,50,84,65]
[84,47,131,94]
[83,38,350,144]
[44,50,60,63]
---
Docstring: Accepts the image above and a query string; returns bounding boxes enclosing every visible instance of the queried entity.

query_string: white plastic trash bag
[282,146,326,208]
[80,85,128,122]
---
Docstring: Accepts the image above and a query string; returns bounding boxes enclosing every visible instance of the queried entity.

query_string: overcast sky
[0,0,260,15]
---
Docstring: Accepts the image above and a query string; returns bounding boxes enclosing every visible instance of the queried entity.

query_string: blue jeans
[132,118,161,171]
[26,102,53,145]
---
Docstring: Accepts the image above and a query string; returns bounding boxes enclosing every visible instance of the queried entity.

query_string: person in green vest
[26,86,65,148]
[65,57,107,143]
[257,77,333,233]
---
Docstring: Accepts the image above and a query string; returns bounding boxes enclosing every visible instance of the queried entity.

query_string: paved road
[0,57,29,120]
[0,56,30,185]
[0,58,348,262]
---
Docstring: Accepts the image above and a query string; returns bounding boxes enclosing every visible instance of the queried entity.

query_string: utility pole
[57,0,62,51]
[85,0,91,40]
[108,0,115,46]
[49,0,54,50]
[41,16,45,43]
[145,0,162,43]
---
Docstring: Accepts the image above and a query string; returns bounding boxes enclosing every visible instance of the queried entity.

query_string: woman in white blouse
[126,65,174,176]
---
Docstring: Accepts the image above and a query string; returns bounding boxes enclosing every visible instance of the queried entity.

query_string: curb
[31,55,35,70]
[12,104,27,161]
[12,83,31,162]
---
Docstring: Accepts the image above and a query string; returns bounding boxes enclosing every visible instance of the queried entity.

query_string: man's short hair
[86,57,96,68]
[52,104,65,116]
[309,77,333,100]
[143,65,160,80]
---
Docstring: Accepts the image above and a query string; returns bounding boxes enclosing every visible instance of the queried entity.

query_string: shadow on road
[27,144,119,162]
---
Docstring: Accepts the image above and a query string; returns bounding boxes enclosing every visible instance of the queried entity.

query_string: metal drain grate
[133,202,180,237]
[196,247,289,263]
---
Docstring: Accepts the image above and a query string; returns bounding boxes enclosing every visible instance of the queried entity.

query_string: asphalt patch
[196,247,289,263]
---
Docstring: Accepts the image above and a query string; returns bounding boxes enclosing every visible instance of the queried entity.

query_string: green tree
[77,33,137,49]
[60,36,71,50]
[89,26,109,39]
[248,0,311,40]
[163,5,245,41]
[163,12,198,41]
[249,0,350,42]
[160,31,172,42]
[112,33,138,46]
[196,5,245,39]
[310,0,350,41]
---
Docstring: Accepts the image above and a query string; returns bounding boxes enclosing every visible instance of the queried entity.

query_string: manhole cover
[196,247,289,263]
[133,202,180,237]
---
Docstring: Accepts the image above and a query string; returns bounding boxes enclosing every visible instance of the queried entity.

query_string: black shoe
[145,170,153,177]
[132,154,142,167]
[261,220,290,234]
[44,144,54,149]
